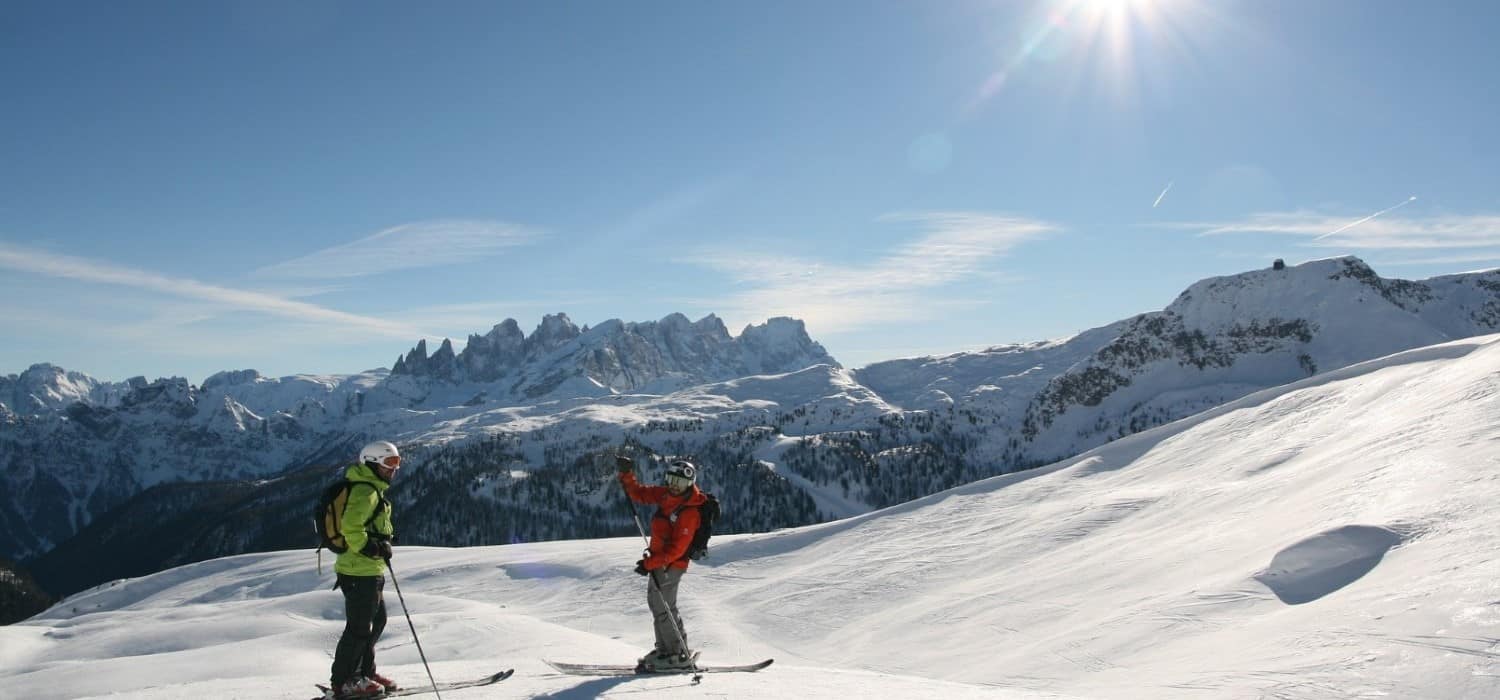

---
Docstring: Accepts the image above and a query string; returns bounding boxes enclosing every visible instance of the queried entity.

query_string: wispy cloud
[1160,211,1500,250]
[253,219,541,279]
[678,211,1057,333]
[0,242,428,338]
[604,177,740,241]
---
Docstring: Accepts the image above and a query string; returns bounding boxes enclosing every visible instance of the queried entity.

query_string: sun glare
[1078,0,1143,18]
[1061,0,1206,97]
[964,0,1219,116]
[1072,0,1174,44]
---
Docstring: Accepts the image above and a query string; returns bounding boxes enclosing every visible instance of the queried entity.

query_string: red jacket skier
[617,456,707,670]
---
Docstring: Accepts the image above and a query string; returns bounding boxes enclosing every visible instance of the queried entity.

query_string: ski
[543,658,773,677]
[313,669,513,698]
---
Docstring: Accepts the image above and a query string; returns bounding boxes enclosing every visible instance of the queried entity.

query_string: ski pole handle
[616,455,652,547]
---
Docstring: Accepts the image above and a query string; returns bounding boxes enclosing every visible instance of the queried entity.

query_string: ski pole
[386,560,444,700]
[616,457,691,657]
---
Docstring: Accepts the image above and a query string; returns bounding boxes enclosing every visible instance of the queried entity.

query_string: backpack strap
[656,499,694,522]
[346,481,389,535]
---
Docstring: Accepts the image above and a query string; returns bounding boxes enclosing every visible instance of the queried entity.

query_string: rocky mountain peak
[528,313,582,355]
[0,363,109,414]
[201,369,263,392]
[113,377,198,422]
[694,313,730,337]
[385,312,839,399]
[459,319,526,381]
[738,317,838,374]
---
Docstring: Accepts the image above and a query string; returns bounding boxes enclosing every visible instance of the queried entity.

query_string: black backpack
[315,480,387,554]
[676,493,720,562]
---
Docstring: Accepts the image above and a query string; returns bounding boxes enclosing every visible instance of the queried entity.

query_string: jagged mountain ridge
[7,257,1500,597]
[390,312,837,399]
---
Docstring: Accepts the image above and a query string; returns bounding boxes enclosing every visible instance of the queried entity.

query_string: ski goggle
[665,462,695,489]
[376,455,401,469]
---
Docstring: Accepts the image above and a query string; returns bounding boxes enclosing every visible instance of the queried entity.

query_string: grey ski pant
[647,567,688,655]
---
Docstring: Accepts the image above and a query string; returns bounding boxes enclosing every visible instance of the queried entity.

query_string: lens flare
[965,0,1218,115]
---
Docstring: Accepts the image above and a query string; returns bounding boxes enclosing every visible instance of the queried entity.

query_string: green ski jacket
[333,462,394,577]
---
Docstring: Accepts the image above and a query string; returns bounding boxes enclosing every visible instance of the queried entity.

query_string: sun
[1071,0,1178,41]
[1060,0,1204,93]
[963,0,1217,116]
[1075,0,1175,21]
[1077,0,1147,17]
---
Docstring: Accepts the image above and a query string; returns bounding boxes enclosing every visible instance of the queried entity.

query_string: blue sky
[3,0,1499,383]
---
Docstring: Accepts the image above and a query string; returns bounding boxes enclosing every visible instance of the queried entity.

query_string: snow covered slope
[4,334,1497,699]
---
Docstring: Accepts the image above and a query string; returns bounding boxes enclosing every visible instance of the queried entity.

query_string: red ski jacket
[620,470,707,571]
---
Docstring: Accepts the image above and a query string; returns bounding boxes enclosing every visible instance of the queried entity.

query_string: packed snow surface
[3,336,1499,698]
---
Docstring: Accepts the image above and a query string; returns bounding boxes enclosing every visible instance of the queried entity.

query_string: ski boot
[337,676,387,698]
[637,649,700,673]
[368,672,400,692]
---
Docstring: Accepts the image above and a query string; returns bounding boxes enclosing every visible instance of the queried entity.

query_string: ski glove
[362,539,393,561]
[634,559,650,576]
[616,456,635,473]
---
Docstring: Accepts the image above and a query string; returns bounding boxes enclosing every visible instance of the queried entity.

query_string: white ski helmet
[665,460,697,488]
[360,441,401,470]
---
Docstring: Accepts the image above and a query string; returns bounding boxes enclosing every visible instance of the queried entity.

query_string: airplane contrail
[1314,195,1418,240]
[1153,181,1174,208]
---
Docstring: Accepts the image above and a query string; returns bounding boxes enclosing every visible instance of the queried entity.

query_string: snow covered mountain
[0,314,841,564]
[4,333,1496,699]
[855,257,1500,465]
[0,373,345,564]
[1013,257,1500,461]
[0,363,123,416]
[6,258,1500,596]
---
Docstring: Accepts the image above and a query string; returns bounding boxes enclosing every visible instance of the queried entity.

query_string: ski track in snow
[4,336,1500,698]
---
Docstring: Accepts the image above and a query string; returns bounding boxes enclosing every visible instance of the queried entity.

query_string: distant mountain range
[5,256,1500,601]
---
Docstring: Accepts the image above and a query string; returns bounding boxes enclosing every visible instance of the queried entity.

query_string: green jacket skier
[325,441,402,699]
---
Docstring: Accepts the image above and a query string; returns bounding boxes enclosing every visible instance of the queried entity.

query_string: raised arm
[619,469,665,505]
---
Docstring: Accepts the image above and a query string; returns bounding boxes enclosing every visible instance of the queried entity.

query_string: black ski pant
[331,573,387,688]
